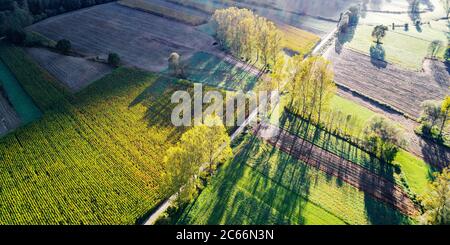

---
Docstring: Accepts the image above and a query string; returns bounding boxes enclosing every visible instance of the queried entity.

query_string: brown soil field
[227,0,359,19]
[27,3,217,72]
[0,93,20,136]
[26,48,112,92]
[119,0,210,25]
[254,122,419,216]
[325,47,450,118]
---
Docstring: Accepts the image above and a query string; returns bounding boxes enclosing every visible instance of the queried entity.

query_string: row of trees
[0,0,114,36]
[287,56,336,124]
[163,116,232,204]
[212,7,283,68]
[285,55,404,163]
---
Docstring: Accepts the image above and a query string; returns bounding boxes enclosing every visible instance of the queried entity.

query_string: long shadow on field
[363,192,411,224]
[278,110,396,181]
[420,138,449,169]
[278,110,410,224]
[369,44,388,68]
[249,129,313,224]
[129,75,187,139]
[335,25,356,54]
[198,133,313,224]
[184,52,259,92]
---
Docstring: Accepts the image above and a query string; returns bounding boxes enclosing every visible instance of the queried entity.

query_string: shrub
[108,53,121,67]
[363,116,404,163]
[55,39,71,54]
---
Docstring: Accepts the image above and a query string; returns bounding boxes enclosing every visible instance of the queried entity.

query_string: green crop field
[184,52,260,91]
[0,44,194,224]
[179,135,412,225]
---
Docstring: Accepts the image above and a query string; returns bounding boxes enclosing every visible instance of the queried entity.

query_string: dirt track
[254,122,419,216]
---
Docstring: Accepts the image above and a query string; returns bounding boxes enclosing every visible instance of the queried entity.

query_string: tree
[269,54,286,91]
[55,39,71,54]
[168,52,184,78]
[163,146,198,204]
[108,53,120,67]
[338,13,349,33]
[372,25,388,44]
[363,115,404,163]
[439,96,450,138]
[202,116,233,173]
[420,167,450,225]
[444,47,450,63]
[162,116,232,204]
[348,6,360,25]
[288,56,336,124]
[212,7,282,67]
[420,100,443,135]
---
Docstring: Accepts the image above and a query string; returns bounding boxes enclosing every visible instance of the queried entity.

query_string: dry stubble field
[26,48,112,92]
[27,3,217,72]
[325,47,450,118]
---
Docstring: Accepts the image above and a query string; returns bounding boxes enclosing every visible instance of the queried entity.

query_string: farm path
[254,122,419,216]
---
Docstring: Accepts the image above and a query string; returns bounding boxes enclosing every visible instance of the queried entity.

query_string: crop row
[0,45,177,224]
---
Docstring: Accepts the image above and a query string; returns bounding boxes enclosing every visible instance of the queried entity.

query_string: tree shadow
[183,52,259,92]
[279,109,397,181]
[363,193,411,224]
[369,43,388,68]
[194,132,313,224]
[420,137,450,169]
[335,25,356,54]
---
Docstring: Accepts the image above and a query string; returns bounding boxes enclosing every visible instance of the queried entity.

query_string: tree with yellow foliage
[212,7,283,67]
[420,167,450,225]
[163,116,232,204]
[288,56,336,123]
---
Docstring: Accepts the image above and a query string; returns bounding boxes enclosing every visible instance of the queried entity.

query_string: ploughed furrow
[254,122,419,216]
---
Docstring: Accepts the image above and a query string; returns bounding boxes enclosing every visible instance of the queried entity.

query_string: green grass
[0,59,41,124]
[394,150,434,196]
[179,135,411,225]
[0,44,190,224]
[331,95,375,124]
[185,52,259,91]
[345,23,448,70]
